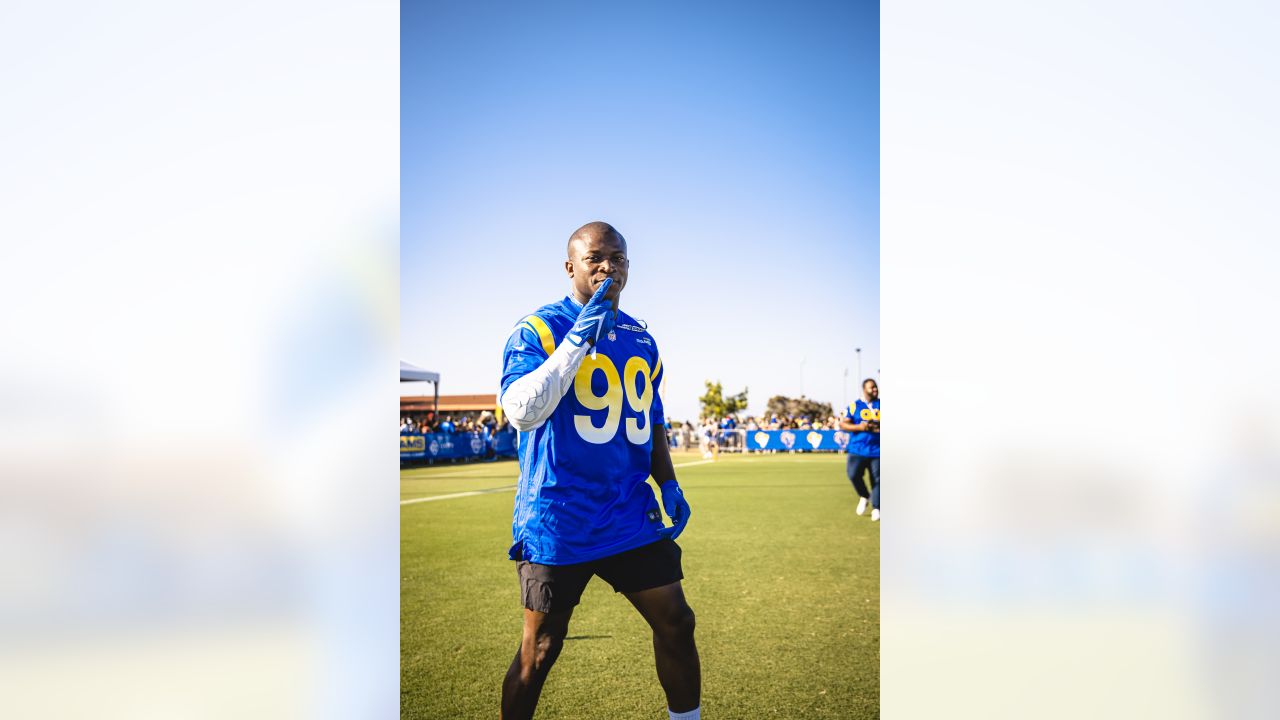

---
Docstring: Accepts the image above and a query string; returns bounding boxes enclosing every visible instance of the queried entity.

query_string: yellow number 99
[573,354,623,444]
[573,354,654,445]
[623,356,654,444]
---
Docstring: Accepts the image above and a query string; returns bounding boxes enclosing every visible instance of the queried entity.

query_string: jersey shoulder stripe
[519,314,557,355]
[650,356,662,381]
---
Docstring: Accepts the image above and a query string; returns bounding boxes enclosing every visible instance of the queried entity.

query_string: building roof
[401,394,496,412]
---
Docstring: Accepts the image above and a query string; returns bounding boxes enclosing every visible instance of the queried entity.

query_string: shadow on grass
[564,635,614,641]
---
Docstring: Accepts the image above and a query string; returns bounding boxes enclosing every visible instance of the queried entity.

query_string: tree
[765,394,833,420]
[698,380,749,420]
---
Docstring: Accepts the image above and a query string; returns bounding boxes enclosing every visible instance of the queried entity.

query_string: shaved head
[567,221,625,257]
[564,221,628,305]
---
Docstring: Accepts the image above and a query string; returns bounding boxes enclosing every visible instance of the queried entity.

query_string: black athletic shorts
[517,539,684,614]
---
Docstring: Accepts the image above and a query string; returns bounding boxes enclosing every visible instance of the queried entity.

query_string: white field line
[400,485,518,505]
[399,458,721,506]
[402,469,519,479]
[671,459,716,469]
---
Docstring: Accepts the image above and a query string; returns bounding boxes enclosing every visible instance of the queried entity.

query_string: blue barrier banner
[407,429,845,460]
[746,429,850,452]
[493,429,517,457]
[402,431,507,462]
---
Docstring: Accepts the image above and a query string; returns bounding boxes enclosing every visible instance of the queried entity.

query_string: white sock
[669,707,700,720]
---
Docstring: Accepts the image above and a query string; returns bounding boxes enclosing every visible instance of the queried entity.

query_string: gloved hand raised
[566,277,618,348]
[656,480,691,541]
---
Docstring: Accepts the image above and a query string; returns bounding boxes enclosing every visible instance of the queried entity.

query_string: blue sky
[402,0,879,421]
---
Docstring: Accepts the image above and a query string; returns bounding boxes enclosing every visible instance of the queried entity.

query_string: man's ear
[564,259,574,277]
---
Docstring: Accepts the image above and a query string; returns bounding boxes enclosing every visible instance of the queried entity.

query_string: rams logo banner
[749,430,850,452]
[401,435,426,454]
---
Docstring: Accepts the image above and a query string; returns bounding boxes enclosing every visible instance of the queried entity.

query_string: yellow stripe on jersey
[650,357,663,382]
[522,315,556,356]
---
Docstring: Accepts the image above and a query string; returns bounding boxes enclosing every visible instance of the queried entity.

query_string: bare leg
[626,582,700,713]
[501,607,573,720]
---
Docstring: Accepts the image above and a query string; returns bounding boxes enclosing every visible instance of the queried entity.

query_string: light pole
[855,348,862,386]
[843,367,849,408]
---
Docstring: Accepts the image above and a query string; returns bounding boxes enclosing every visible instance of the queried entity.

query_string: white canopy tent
[400,359,440,415]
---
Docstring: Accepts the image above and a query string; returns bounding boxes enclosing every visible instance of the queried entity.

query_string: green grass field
[401,452,879,719]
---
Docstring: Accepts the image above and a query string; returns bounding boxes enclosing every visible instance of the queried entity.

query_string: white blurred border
[885,2,1280,718]
[0,2,398,718]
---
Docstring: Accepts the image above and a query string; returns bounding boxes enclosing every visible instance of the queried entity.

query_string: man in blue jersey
[840,378,881,521]
[498,222,700,720]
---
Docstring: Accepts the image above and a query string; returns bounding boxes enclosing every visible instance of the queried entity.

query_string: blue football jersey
[500,296,667,565]
[845,399,880,457]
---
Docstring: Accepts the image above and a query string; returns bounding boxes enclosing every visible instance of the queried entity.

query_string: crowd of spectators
[400,410,839,443]
[671,413,843,434]
[740,414,843,431]
[400,410,508,435]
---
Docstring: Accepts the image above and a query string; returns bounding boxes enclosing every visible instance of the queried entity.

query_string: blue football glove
[657,480,691,541]
[566,277,618,348]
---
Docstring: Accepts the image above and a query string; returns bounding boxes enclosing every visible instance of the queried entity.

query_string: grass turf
[401,452,879,719]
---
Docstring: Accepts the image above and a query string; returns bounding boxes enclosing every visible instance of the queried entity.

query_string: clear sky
[402,0,879,422]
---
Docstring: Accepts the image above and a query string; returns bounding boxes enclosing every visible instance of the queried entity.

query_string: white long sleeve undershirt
[500,339,593,432]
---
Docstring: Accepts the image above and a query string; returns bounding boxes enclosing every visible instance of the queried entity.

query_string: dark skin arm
[839,417,880,433]
[651,425,677,486]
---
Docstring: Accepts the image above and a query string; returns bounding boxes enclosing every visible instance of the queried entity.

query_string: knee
[533,630,565,668]
[521,628,565,678]
[657,604,696,643]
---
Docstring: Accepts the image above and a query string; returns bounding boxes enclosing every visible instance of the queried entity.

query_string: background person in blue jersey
[840,378,881,521]
[497,222,701,720]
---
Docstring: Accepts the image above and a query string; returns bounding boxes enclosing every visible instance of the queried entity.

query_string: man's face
[864,381,879,400]
[566,232,628,303]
